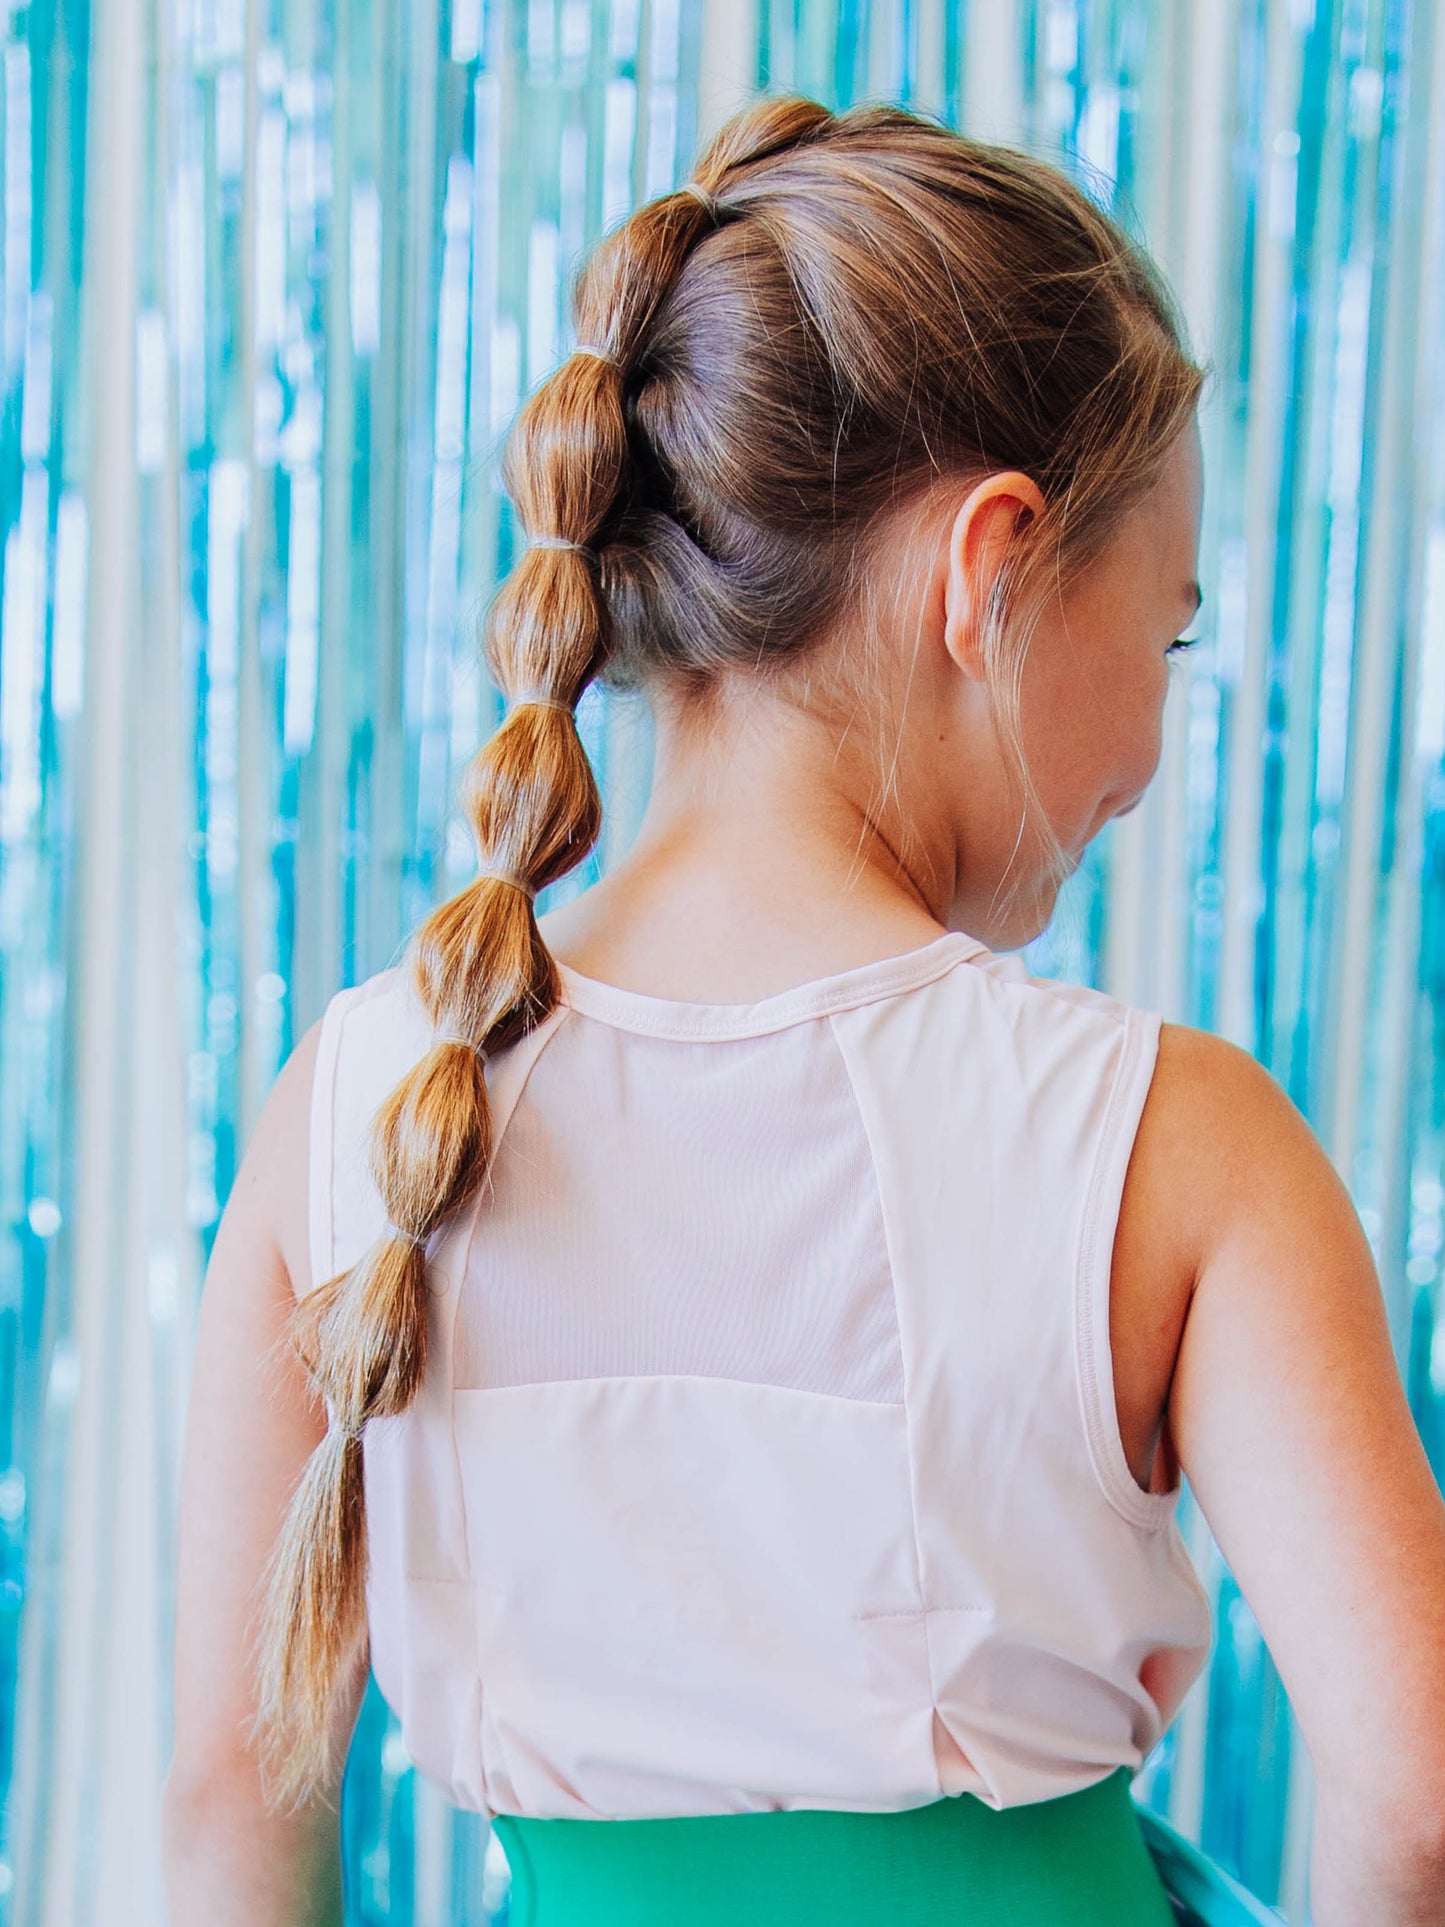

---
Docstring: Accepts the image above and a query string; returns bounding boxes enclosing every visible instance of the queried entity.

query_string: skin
[535,415,1206,992]
[161,1023,354,1925]
[163,409,1445,1919]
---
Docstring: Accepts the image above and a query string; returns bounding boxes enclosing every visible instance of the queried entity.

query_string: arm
[161,1018,369,1927]
[1155,1023,1445,1925]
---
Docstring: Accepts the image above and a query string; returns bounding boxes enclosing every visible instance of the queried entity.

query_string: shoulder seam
[966,955,1139,1029]
[824,1013,935,1648]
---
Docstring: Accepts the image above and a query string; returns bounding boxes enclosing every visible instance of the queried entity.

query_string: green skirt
[490,1766,1180,1926]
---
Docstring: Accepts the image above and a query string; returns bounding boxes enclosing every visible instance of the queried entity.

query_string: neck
[539,682,955,999]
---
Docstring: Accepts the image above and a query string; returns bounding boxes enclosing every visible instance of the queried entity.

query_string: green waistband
[491,1766,1178,1927]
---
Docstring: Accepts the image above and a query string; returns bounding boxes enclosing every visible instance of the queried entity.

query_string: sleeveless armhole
[306,984,356,1301]
[1075,1003,1180,1532]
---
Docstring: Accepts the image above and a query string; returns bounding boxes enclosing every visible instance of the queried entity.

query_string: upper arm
[1160,1021,1445,1840]
[166,1016,367,1808]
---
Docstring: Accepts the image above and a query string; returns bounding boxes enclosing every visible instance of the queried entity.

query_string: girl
[162,94,1445,1926]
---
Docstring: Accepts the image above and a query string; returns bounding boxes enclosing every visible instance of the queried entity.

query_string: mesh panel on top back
[451,1010,905,1404]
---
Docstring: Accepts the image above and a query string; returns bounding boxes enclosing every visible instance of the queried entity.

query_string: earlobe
[942,574,986,682]
[943,524,996,683]
[942,473,1041,680]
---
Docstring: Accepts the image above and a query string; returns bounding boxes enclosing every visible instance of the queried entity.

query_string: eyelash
[1166,634,1201,657]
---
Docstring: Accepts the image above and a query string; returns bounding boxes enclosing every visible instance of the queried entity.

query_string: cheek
[1118,690,1168,804]
[1021,629,1162,816]
[1074,672,1165,819]
[1132,683,1165,754]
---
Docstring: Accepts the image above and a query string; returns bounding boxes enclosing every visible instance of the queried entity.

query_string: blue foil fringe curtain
[0,2,1442,1921]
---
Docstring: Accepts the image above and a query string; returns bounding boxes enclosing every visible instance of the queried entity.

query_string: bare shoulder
[1108,1019,1265,1498]
[1139,1018,1445,1832]
[165,1012,354,1805]
[1130,1019,1277,1298]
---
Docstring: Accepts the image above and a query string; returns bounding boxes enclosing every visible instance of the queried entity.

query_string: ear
[942,470,1045,680]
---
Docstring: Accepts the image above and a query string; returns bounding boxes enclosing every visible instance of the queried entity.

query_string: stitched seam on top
[853,1605,992,1620]
[449,1001,574,1817]
[1074,1006,1177,1532]
[456,1370,905,1409]
[826,1013,940,1694]
[557,936,984,1040]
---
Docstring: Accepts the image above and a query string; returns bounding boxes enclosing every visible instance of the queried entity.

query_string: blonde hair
[246,91,1204,1813]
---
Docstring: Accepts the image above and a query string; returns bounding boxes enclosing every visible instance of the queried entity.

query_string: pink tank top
[306,929,1213,1820]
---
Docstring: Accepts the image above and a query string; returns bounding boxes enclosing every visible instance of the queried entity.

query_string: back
[307,930,1213,1820]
